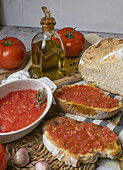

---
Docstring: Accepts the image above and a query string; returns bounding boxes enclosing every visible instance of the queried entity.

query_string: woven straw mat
[4,104,96,170]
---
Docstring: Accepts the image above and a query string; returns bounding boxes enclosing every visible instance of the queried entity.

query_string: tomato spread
[0,89,47,133]
[46,117,118,154]
[56,85,119,108]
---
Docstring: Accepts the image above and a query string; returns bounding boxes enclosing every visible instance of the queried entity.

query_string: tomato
[57,27,85,57]
[0,144,8,170]
[0,37,26,69]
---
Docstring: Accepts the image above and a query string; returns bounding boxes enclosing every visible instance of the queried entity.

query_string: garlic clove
[13,147,30,168]
[35,161,51,170]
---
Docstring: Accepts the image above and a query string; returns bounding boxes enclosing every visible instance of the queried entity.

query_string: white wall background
[1,0,123,34]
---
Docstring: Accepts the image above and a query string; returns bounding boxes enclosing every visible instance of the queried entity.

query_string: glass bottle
[29,6,65,80]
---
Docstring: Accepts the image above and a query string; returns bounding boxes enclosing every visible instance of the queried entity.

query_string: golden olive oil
[29,6,66,80]
[31,39,65,80]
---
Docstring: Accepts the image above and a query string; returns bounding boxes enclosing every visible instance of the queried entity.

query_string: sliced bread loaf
[79,38,123,96]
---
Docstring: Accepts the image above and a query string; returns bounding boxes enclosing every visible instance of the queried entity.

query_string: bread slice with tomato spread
[42,117,122,167]
[54,84,123,120]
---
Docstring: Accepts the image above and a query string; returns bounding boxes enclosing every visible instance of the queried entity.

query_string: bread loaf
[79,38,123,96]
[43,117,122,167]
[54,84,123,119]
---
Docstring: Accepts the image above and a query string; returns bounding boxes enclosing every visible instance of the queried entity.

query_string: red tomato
[0,37,26,69]
[0,144,8,170]
[57,27,85,57]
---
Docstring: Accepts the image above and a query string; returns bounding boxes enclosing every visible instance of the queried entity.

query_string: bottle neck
[42,24,55,33]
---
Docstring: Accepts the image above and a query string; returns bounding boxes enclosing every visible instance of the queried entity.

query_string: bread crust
[54,84,123,120]
[42,117,122,167]
[79,38,123,96]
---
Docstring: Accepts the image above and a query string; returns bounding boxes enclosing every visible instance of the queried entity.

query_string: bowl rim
[0,79,53,135]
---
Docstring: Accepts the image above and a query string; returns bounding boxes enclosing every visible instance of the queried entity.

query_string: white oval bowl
[0,79,53,143]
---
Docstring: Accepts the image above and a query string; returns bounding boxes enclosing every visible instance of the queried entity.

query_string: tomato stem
[0,38,18,46]
[65,27,76,39]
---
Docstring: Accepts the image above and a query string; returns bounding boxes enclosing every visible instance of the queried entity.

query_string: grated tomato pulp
[56,85,119,108]
[0,89,47,133]
[46,117,118,154]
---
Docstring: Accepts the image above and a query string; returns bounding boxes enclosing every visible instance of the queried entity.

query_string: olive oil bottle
[29,6,65,80]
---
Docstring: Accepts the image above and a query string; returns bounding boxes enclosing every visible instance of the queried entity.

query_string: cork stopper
[40,6,56,31]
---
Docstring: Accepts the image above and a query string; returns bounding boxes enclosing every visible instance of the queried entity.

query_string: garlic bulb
[35,161,51,170]
[13,148,30,167]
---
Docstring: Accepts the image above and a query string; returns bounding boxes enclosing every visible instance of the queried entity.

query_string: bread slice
[79,38,123,96]
[54,84,123,119]
[42,117,122,167]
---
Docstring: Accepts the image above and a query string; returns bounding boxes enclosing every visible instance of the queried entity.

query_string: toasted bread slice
[54,84,123,119]
[43,117,122,167]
